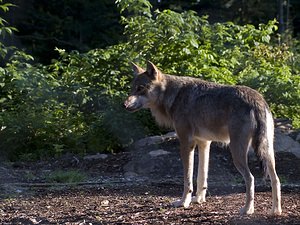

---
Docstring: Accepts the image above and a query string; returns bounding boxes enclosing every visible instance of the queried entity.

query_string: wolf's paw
[239,206,254,215]
[192,196,206,204]
[270,207,282,216]
[172,199,191,208]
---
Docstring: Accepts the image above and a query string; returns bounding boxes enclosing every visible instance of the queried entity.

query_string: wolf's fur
[124,61,282,215]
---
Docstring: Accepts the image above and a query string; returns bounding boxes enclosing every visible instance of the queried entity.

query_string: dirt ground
[0,184,299,225]
[0,138,299,224]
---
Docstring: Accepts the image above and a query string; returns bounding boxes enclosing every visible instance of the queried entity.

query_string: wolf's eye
[136,86,145,92]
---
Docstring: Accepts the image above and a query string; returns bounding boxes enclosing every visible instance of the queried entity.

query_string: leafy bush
[0,48,152,160]
[0,0,299,160]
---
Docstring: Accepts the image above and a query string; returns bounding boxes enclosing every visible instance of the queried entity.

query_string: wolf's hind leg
[230,136,254,215]
[192,140,211,204]
[265,153,282,215]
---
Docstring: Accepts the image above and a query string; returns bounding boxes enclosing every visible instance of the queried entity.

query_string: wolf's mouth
[124,99,143,112]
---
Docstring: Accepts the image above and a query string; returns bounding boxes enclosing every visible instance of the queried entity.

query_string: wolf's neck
[150,105,173,128]
[150,75,181,128]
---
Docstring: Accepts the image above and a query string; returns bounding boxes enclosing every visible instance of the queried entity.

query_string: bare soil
[0,138,299,224]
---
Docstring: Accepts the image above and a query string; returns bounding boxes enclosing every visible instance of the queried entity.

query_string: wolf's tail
[252,106,275,177]
[252,103,282,215]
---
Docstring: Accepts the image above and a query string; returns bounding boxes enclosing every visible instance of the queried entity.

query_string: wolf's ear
[146,61,162,81]
[131,62,145,76]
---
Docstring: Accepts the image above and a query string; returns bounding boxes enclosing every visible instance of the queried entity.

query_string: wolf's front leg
[173,138,195,208]
[192,141,211,204]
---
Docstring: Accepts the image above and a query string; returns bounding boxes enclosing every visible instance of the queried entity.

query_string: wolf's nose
[123,100,129,109]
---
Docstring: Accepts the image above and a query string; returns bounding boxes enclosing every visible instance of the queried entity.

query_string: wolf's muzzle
[124,96,142,112]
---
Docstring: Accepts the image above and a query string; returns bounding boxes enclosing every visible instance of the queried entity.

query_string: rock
[275,118,293,135]
[134,136,163,148]
[274,130,300,158]
[124,171,139,179]
[83,154,108,161]
[100,200,109,206]
[134,132,177,148]
[148,149,170,157]
[164,131,177,139]
[296,133,300,142]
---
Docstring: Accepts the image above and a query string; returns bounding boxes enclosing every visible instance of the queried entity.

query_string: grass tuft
[46,170,86,183]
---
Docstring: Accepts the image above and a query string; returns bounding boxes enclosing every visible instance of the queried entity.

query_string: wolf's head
[124,61,165,112]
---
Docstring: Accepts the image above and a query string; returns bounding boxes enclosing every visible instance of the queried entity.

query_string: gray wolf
[124,61,282,215]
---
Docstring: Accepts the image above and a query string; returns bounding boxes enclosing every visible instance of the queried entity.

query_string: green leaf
[190,38,199,48]
[262,35,270,43]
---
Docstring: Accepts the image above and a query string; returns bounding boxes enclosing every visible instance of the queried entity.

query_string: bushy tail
[252,106,274,177]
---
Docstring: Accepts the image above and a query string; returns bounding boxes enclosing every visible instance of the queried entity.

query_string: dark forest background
[3,0,300,64]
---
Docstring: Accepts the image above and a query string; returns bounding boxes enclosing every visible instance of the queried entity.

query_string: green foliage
[0,0,299,161]
[0,0,17,59]
[0,47,153,160]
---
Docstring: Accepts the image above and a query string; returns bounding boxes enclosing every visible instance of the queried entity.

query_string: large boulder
[274,130,300,158]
